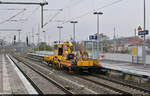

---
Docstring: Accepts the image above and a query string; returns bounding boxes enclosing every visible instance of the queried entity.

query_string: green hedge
[34,44,53,51]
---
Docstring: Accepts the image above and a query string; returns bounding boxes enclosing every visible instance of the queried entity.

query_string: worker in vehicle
[58,45,63,55]
[83,50,89,60]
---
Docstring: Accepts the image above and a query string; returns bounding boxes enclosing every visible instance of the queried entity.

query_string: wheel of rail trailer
[88,67,101,73]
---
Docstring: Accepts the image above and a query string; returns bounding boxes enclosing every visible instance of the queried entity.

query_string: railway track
[18,55,119,94]
[18,54,150,94]
[90,73,150,94]
[77,75,130,94]
[77,75,148,95]
[9,55,44,94]
[27,54,150,95]
[9,54,73,94]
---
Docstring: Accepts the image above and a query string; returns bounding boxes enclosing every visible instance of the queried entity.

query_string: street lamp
[93,11,103,59]
[57,26,63,43]
[70,21,78,42]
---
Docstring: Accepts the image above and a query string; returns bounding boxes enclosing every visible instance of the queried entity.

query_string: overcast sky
[0,0,150,45]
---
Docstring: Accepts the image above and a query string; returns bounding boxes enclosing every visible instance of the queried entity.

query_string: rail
[8,55,43,94]
[11,54,73,94]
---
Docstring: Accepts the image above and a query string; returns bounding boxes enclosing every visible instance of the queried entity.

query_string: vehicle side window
[58,48,63,55]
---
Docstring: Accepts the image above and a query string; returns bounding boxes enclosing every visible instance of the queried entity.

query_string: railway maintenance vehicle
[44,41,102,73]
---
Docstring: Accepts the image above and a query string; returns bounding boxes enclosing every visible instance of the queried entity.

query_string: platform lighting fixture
[57,26,63,43]
[93,11,103,59]
[70,21,78,42]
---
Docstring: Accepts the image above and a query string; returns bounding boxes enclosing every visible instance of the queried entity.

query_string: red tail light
[98,64,102,66]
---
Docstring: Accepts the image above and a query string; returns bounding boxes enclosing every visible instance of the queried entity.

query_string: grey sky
[0,0,149,45]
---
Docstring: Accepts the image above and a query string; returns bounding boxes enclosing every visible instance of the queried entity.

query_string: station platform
[0,54,37,94]
[101,60,150,78]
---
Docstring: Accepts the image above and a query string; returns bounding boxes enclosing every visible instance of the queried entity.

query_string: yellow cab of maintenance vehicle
[44,42,72,67]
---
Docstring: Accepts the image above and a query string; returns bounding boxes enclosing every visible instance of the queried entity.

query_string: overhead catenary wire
[0,7,40,23]
[43,9,63,27]
[20,6,40,33]
[63,0,86,9]
[43,0,84,28]
[23,6,40,23]
[1,7,40,24]
[0,8,26,10]
[43,0,86,29]
[61,0,124,25]
[45,0,124,31]
[0,9,26,24]
[43,9,63,11]
[0,9,27,22]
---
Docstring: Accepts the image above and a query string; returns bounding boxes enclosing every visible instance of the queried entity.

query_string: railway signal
[14,35,16,44]
[26,36,29,46]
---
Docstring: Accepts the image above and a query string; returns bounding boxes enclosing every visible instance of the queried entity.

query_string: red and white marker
[99,54,104,60]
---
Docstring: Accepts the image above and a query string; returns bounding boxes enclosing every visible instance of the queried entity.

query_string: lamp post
[36,33,40,51]
[38,24,40,52]
[57,26,63,43]
[70,21,78,42]
[18,30,21,42]
[43,30,46,51]
[93,11,103,59]
[143,0,146,66]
